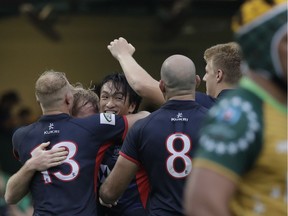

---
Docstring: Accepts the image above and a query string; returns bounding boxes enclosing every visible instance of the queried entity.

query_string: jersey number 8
[166,133,192,178]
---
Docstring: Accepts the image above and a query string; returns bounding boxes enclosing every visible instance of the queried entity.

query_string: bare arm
[125,110,149,129]
[108,37,165,106]
[99,155,138,204]
[5,142,68,204]
[184,167,236,216]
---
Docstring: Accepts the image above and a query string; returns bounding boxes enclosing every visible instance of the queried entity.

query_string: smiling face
[99,81,136,115]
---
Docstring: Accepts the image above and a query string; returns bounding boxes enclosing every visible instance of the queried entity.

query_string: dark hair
[0,90,20,107]
[95,72,142,113]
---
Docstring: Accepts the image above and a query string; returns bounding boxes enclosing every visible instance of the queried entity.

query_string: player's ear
[128,102,136,114]
[65,91,74,108]
[195,75,201,88]
[35,94,40,104]
[216,69,224,83]
[159,80,166,93]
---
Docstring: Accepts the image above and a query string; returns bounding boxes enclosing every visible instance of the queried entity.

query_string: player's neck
[215,83,235,98]
[43,111,69,115]
[168,94,195,101]
[42,107,70,116]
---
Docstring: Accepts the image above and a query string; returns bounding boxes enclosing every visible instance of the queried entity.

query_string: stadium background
[0,0,241,114]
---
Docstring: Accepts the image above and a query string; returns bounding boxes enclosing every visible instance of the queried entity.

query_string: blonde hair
[204,42,242,84]
[71,84,99,116]
[35,70,72,109]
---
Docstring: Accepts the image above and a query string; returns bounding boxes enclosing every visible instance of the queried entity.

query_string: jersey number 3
[31,141,79,183]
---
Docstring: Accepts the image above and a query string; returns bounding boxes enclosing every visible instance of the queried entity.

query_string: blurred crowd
[0,90,35,216]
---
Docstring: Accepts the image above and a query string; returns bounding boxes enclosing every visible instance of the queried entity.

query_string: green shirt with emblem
[194,77,287,216]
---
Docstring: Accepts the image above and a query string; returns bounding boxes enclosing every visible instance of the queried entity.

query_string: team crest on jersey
[200,96,260,155]
[100,113,116,125]
[216,106,241,125]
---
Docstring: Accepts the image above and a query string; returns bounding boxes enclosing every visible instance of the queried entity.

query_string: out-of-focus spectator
[16,107,35,127]
[1,169,33,216]
[0,90,22,175]
[0,90,21,133]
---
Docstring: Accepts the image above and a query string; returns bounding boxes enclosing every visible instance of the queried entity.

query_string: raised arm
[5,142,68,204]
[108,37,165,106]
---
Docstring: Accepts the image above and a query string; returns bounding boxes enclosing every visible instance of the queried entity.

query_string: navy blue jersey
[120,100,208,216]
[195,90,233,109]
[195,91,216,109]
[97,143,148,216]
[12,113,128,216]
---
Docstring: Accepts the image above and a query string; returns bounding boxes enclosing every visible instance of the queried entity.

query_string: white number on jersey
[166,133,192,178]
[31,141,79,183]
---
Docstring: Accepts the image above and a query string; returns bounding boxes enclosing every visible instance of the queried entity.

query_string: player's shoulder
[72,113,113,124]
[196,91,216,109]
[201,88,263,146]
[194,102,209,115]
[209,87,262,123]
[128,111,156,132]
[13,122,37,137]
[216,87,263,112]
[71,113,125,131]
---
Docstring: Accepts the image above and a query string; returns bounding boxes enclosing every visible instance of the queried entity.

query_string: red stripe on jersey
[122,116,128,141]
[119,151,141,166]
[136,168,150,208]
[94,142,113,193]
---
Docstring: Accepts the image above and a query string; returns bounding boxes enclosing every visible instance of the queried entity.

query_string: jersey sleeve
[97,113,128,143]
[12,127,26,162]
[194,93,263,183]
[119,120,142,167]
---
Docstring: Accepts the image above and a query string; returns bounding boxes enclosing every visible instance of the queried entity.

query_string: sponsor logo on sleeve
[100,113,116,125]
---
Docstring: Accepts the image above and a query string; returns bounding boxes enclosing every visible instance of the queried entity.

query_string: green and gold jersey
[194,77,287,216]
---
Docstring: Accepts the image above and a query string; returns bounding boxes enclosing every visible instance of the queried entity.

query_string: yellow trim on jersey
[193,158,240,184]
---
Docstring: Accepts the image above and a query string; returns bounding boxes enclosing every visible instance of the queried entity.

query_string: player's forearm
[99,178,122,204]
[117,55,165,106]
[5,160,35,204]
[99,156,138,204]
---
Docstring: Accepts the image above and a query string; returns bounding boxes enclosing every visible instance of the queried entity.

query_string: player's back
[125,100,207,216]
[13,113,126,216]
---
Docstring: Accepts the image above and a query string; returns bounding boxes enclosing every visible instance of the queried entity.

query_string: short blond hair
[204,42,242,84]
[35,70,72,109]
[72,84,99,116]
